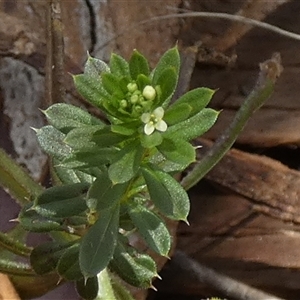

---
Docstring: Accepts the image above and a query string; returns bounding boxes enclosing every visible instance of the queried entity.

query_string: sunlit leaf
[165,108,219,141]
[44,103,105,134]
[73,74,110,109]
[36,125,71,161]
[84,55,110,77]
[129,50,150,80]
[110,53,131,78]
[169,87,215,118]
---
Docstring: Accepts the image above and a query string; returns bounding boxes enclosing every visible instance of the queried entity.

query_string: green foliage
[19,46,218,293]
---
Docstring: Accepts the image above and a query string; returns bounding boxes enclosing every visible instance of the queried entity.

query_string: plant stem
[181,53,282,191]
[0,232,32,257]
[0,148,43,206]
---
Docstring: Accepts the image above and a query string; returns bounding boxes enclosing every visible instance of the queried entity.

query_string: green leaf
[136,74,151,90]
[92,127,126,148]
[76,276,99,300]
[19,203,63,232]
[129,50,150,80]
[111,121,140,136]
[142,167,190,221]
[30,241,74,274]
[36,125,72,161]
[73,74,110,109]
[169,87,215,118]
[33,182,89,218]
[108,142,144,184]
[157,138,196,170]
[110,241,157,288]
[165,108,219,141]
[164,103,192,125]
[84,55,110,77]
[43,103,105,134]
[57,243,83,281]
[128,205,171,256]
[52,158,94,185]
[110,53,131,78]
[152,46,180,86]
[140,131,163,148]
[88,170,129,211]
[61,148,117,169]
[101,73,124,96]
[64,125,107,151]
[79,205,120,278]
[154,67,178,107]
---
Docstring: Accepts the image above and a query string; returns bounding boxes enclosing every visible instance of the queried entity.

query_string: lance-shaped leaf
[76,276,99,300]
[140,131,163,149]
[153,67,178,107]
[157,138,196,171]
[168,87,215,118]
[30,241,75,274]
[79,205,120,278]
[88,170,129,211]
[101,73,124,97]
[152,46,180,86]
[128,205,171,256]
[57,243,83,281]
[36,125,71,161]
[165,108,219,141]
[110,53,131,78]
[60,148,117,170]
[84,55,110,77]
[164,103,192,125]
[142,167,190,221]
[52,157,94,185]
[33,182,89,218]
[19,203,63,232]
[64,125,108,151]
[43,103,105,134]
[73,74,110,109]
[129,50,150,80]
[109,241,157,288]
[108,142,144,184]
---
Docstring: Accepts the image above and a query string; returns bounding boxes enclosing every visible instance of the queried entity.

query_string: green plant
[0,44,280,299]
[15,46,218,297]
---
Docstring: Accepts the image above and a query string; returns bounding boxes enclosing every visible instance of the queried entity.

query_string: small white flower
[141,107,167,135]
[142,85,156,101]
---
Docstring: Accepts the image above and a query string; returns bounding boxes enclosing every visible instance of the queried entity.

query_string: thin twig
[99,11,300,51]
[181,53,283,191]
[45,0,65,107]
[174,250,284,300]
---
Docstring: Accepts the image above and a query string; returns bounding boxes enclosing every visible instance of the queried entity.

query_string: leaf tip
[30,126,39,133]
[9,218,19,223]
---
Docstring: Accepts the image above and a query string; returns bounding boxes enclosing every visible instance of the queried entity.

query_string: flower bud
[127,82,138,93]
[142,85,156,101]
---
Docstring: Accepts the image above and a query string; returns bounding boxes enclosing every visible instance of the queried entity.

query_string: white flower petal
[144,123,155,135]
[155,120,167,132]
[141,113,151,123]
[153,107,164,119]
